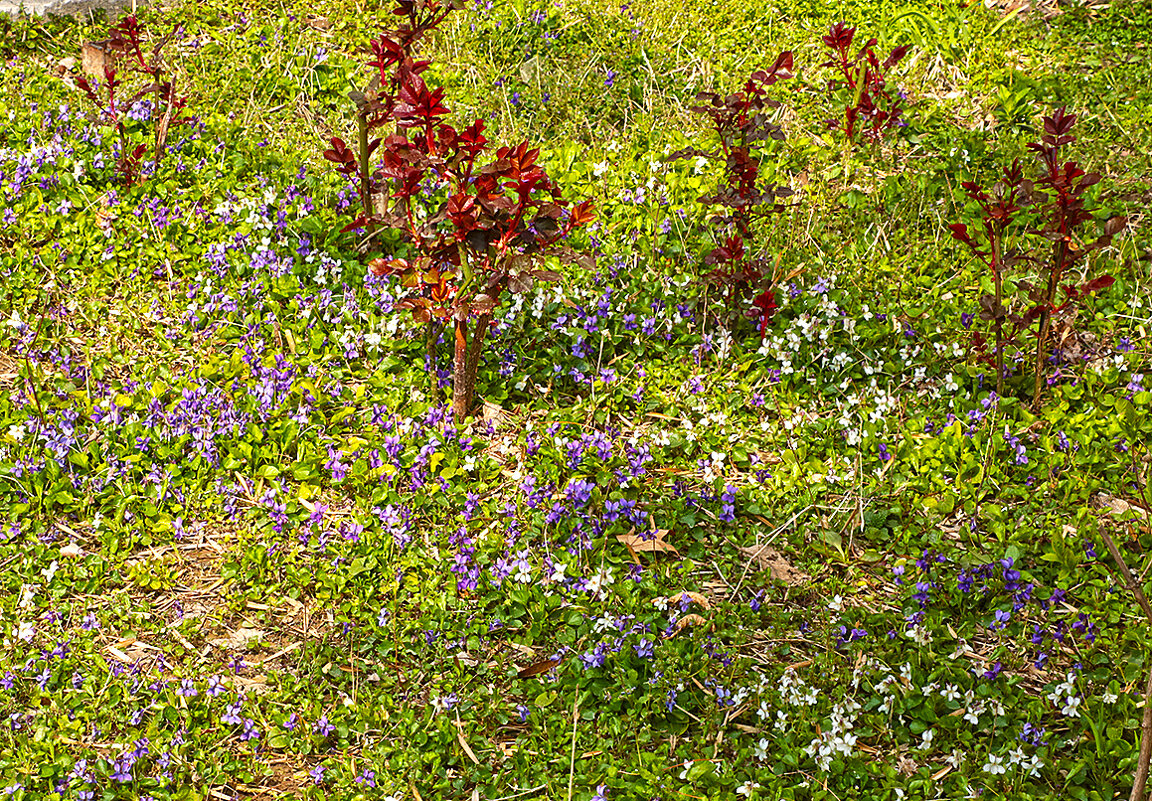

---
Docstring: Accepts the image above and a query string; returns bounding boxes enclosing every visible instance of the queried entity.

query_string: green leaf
[1115,397,1136,429]
[297,215,325,235]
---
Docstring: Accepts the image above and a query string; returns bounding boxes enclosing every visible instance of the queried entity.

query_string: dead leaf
[482,400,507,427]
[106,646,133,664]
[519,55,540,83]
[210,627,265,650]
[81,41,117,78]
[659,591,711,610]
[739,544,808,586]
[666,613,707,638]
[232,673,271,695]
[516,659,561,678]
[1094,492,1149,520]
[931,765,953,781]
[616,530,678,564]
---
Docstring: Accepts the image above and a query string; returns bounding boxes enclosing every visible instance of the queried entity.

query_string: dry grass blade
[453,711,480,765]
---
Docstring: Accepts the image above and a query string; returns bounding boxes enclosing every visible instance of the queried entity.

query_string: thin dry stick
[491,784,548,801]
[566,692,580,801]
[1100,528,1152,801]
[1136,669,1152,801]
[1103,530,1152,622]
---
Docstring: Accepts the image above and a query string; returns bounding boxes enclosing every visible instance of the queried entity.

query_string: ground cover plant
[0,0,1150,799]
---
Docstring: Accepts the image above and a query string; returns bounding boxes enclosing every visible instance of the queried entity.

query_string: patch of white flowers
[1047,672,1082,718]
[804,698,861,770]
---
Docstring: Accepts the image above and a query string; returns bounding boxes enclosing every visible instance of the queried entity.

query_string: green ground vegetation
[0,0,1150,799]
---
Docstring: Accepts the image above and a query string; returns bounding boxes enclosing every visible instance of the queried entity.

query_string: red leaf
[948,223,978,250]
[339,215,374,234]
[459,118,488,157]
[1104,215,1127,236]
[76,76,100,104]
[822,21,855,52]
[752,289,778,337]
[369,257,412,277]
[883,44,911,69]
[567,200,596,229]
[1081,275,1114,294]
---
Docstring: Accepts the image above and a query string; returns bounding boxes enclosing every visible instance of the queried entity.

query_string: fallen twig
[1100,527,1152,801]
[566,691,580,801]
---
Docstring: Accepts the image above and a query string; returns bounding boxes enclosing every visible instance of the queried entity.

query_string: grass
[0,0,1151,799]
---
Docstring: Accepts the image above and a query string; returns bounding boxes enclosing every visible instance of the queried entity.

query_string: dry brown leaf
[105,646,133,664]
[232,673,271,695]
[210,627,264,650]
[667,613,708,638]
[739,544,808,586]
[897,755,919,777]
[1094,492,1149,520]
[659,591,711,610]
[482,400,507,427]
[616,530,679,563]
[516,659,561,678]
[454,651,479,668]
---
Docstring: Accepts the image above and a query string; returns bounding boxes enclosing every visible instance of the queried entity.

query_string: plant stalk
[466,313,491,381]
[452,318,470,422]
[990,232,1005,397]
[452,313,491,423]
[1032,239,1067,411]
[357,109,373,224]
